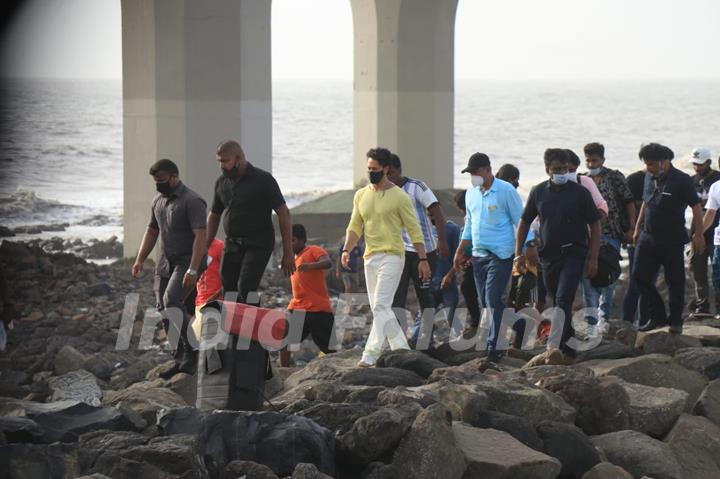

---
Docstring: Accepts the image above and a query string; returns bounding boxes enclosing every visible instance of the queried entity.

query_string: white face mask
[567,172,579,183]
[551,172,573,185]
[470,175,484,187]
[587,167,602,177]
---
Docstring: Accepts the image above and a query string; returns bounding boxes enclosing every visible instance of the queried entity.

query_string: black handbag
[591,243,621,288]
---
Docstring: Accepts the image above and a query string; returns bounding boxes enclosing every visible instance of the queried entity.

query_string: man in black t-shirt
[515,149,601,365]
[201,140,294,411]
[634,143,704,334]
[686,147,720,316]
[207,140,295,303]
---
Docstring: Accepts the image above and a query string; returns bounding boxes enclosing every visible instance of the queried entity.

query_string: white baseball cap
[687,147,713,165]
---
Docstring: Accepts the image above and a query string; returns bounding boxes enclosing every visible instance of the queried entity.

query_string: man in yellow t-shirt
[342,147,430,367]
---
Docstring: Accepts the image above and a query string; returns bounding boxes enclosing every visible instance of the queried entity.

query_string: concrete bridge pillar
[350,0,458,189]
[121,0,271,257]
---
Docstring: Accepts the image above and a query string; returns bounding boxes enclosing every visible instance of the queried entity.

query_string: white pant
[362,253,409,363]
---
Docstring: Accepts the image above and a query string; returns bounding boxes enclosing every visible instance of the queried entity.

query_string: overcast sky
[1,0,719,80]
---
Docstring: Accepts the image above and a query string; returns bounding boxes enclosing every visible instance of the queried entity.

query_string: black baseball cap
[461,152,491,173]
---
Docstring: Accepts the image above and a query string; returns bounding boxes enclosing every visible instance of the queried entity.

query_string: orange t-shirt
[288,245,332,313]
[196,239,224,307]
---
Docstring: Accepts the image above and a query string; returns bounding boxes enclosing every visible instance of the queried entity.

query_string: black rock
[87,282,113,297]
[473,411,544,451]
[0,416,45,444]
[78,430,208,479]
[158,407,335,478]
[535,420,601,479]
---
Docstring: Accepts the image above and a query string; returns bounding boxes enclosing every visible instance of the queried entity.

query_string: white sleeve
[707,182,720,210]
[417,183,439,209]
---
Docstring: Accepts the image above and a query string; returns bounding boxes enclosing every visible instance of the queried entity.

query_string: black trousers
[221,241,274,306]
[542,252,586,357]
[460,261,481,328]
[633,236,686,328]
[393,250,438,333]
[393,251,438,309]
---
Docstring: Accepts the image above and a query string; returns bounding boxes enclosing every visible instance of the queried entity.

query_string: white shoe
[356,360,374,368]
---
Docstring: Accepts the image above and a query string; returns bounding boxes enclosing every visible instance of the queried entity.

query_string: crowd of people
[130,138,719,409]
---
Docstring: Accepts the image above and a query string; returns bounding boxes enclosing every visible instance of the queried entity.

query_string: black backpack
[591,243,621,288]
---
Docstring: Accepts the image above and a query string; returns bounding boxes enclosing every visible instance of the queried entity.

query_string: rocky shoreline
[1,240,720,478]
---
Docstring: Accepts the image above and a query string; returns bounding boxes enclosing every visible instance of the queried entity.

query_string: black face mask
[223,165,239,178]
[368,170,384,184]
[156,180,174,196]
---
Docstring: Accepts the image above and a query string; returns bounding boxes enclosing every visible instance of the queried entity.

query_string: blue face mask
[551,172,573,185]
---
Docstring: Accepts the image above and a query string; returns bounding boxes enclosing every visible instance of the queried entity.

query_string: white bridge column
[121,0,272,257]
[350,0,458,189]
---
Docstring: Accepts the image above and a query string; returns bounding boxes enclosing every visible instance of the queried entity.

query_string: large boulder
[613,379,687,437]
[523,368,631,436]
[580,462,633,479]
[339,367,425,388]
[535,421,601,479]
[339,405,418,464]
[78,430,208,479]
[473,411,544,451]
[378,380,488,424]
[391,404,466,479]
[635,330,703,355]
[590,430,684,479]
[664,414,720,479]
[583,354,708,408]
[674,347,720,380]
[462,377,576,424]
[48,369,103,406]
[0,442,79,478]
[158,407,335,478]
[694,378,720,426]
[103,382,188,427]
[453,423,561,479]
[376,350,448,378]
[54,345,87,375]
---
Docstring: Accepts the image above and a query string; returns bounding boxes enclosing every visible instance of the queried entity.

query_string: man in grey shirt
[132,159,207,379]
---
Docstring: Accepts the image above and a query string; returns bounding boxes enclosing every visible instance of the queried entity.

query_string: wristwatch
[186,268,197,276]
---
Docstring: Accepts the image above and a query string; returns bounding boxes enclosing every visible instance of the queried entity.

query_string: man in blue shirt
[453,153,524,362]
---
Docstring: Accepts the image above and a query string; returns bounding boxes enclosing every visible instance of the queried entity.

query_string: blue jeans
[472,254,513,353]
[432,278,460,337]
[581,237,620,326]
[542,251,586,357]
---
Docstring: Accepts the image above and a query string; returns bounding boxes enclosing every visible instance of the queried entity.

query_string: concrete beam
[121,0,271,257]
[350,0,458,189]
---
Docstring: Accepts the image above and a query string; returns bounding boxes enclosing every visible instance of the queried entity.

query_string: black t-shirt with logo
[641,165,700,245]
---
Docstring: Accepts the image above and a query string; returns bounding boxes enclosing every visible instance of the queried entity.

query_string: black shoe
[158,363,181,380]
[487,351,504,363]
[668,324,683,335]
[638,320,666,332]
